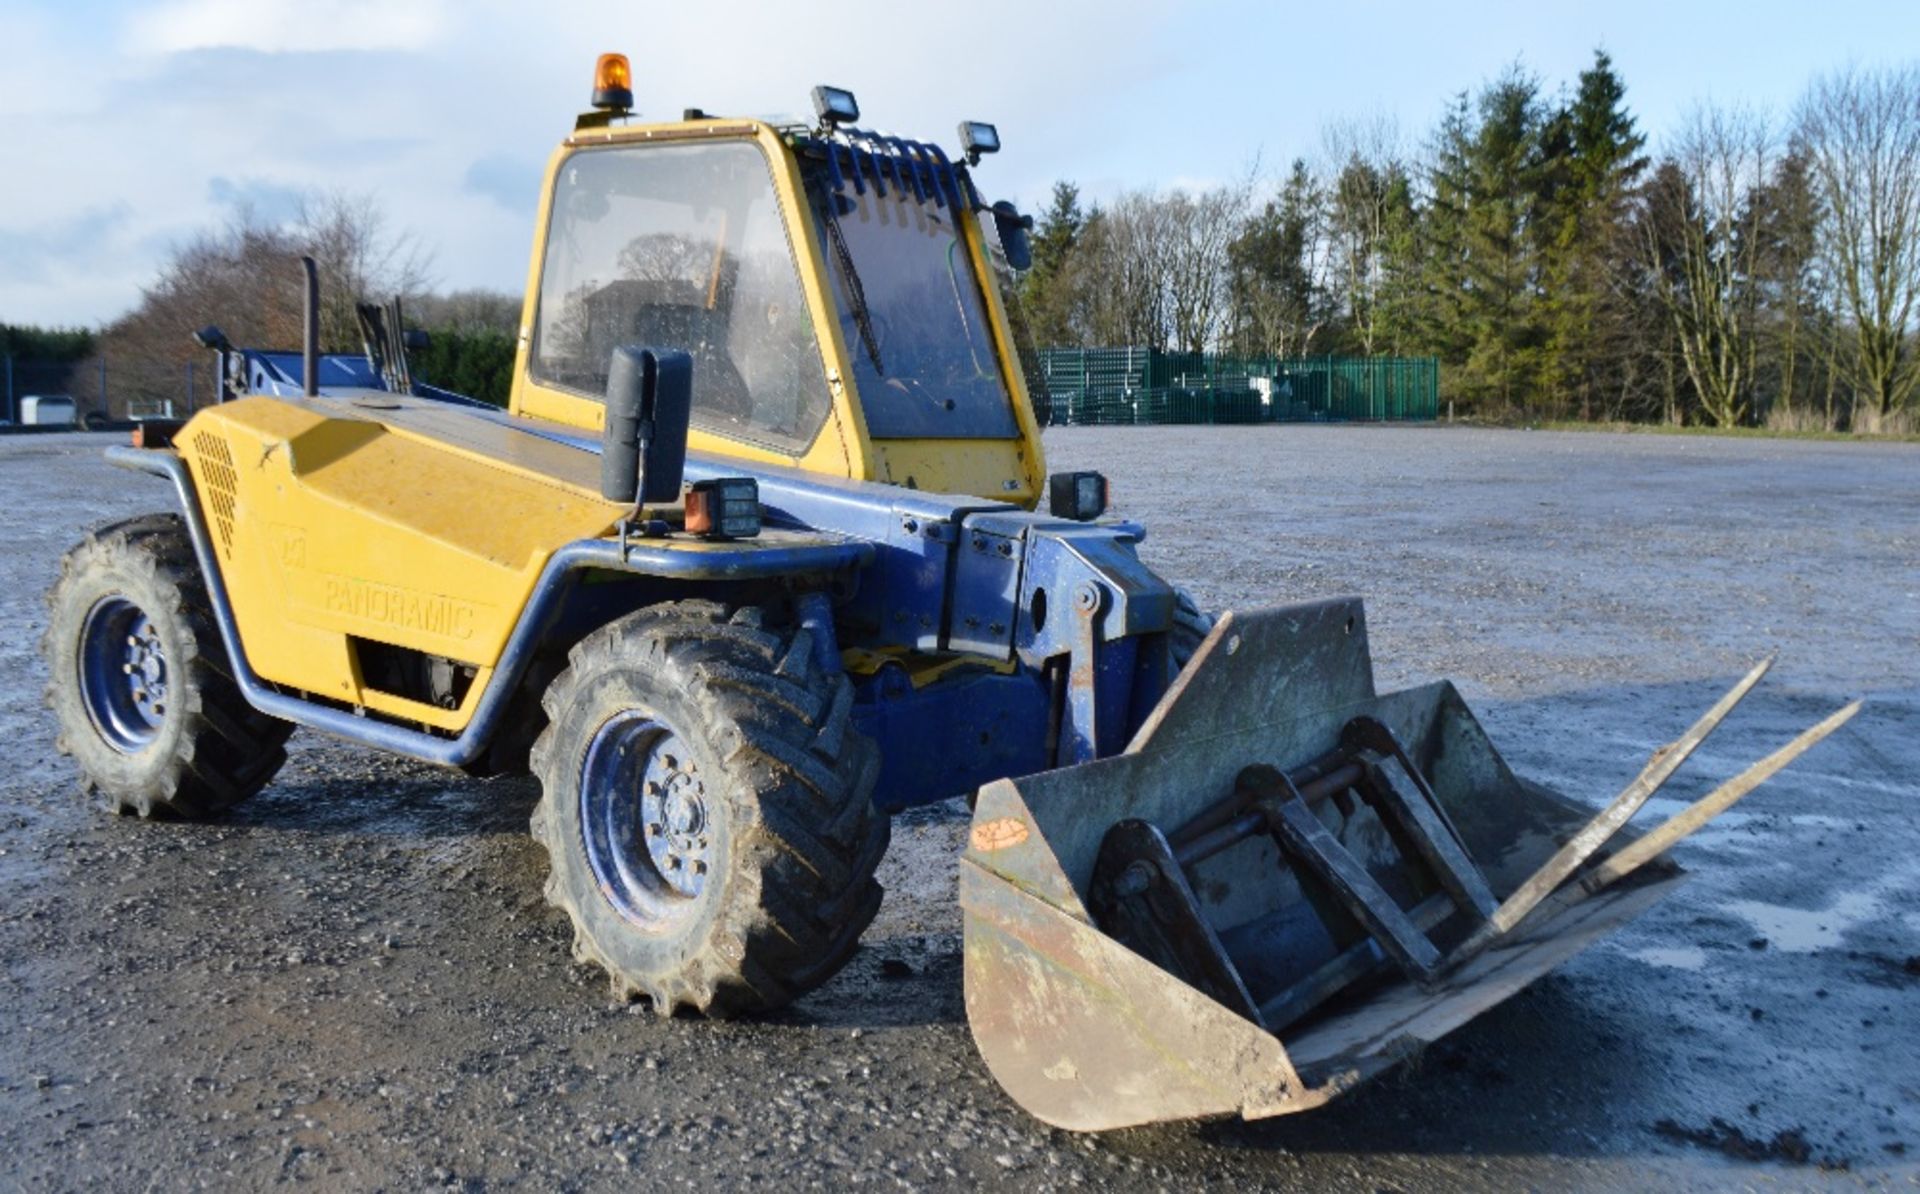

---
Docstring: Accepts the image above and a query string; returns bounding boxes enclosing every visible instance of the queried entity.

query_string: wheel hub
[579,713,716,928]
[78,596,168,752]
[642,750,711,897]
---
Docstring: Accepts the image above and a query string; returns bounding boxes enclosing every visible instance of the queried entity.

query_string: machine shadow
[1188,976,1659,1159]
[775,934,970,1030]
[226,758,543,842]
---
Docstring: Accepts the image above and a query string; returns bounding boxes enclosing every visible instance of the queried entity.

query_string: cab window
[531,141,832,453]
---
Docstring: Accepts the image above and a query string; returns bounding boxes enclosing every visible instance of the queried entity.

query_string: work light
[958,121,1000,164]
[684,478,761,540]
[1048,471,1107,521]
[811,85,860,127]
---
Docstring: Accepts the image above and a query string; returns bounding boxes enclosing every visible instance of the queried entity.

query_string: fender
[106,445,872,766]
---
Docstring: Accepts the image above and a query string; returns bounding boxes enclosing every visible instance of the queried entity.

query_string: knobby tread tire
[529,600,887,1017]
[1170,585,1214,676]
[42,513,293,817]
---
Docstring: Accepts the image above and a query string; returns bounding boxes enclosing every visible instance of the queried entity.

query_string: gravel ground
[1,424,1916,1191]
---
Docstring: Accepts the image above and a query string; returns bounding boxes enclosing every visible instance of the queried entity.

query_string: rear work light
[1048,471,1108,521]
[684,478,761,540]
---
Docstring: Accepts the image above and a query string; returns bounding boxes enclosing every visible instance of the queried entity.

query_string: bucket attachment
[960,598,1856,1131]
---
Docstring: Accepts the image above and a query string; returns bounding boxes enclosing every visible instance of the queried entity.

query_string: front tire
[529,601,886,1016]
[1169,585,1214,676]
[42,513,293,817]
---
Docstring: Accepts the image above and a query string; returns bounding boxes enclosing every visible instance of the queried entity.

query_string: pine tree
[1438,68,1550,414]
[0,324,96,362]
[1744,147,1824,422]
[1227,159,1323,357]
[1416,93,1477,373]
[1371,167,1421,356]
[1539,51,1647,418]
[1017,182,1089,345]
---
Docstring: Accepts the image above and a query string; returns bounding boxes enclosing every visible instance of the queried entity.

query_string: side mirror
[192,324,232,353]
[600,346,693,505]
[403,328,431,352]
[991,201,1033,271]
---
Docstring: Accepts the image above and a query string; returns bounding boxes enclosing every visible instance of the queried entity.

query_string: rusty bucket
[959,598,1855,1131]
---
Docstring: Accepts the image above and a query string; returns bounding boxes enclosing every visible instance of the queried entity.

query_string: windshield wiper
[819,197,885,377]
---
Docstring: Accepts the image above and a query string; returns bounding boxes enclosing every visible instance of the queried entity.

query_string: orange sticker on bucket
[970,817,1030,851]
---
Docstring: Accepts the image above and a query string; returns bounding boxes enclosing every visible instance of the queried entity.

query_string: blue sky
[2,0,1912,327]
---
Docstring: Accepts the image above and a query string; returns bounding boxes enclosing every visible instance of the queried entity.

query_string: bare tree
[1075,193,1172,348]
[1163,177,1254,352]
[96,189,435,413]
[1640,104,1773,426]
[1322,116,1410,355]
[294,192,435,349]
[1797,63,1920,419]
[1064,176,1254,353]
[94,211,302,411]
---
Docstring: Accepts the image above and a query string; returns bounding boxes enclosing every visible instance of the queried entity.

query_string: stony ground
[1,425,1915,1191]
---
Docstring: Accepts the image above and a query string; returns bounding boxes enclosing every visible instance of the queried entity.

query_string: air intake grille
[192,431,239,559]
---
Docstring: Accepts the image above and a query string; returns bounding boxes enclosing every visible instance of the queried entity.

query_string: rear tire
[42,513,293,817]
[529,600,887,1016]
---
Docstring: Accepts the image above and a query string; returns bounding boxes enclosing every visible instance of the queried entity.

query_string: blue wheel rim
[579,712,713,930]
[78,596,168,753]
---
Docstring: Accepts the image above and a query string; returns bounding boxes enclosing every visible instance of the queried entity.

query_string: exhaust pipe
[300,255,320,397]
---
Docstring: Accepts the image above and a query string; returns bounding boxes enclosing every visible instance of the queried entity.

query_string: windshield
[531,142,832,452]
[805,165,1019,439]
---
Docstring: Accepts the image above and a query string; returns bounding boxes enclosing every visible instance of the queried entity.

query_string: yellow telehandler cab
[43,60,1856,1130]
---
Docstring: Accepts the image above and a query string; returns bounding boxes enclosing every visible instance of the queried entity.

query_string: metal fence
[1,356,212,426]
[1033,348,1440,426]
[6,349,1442,429]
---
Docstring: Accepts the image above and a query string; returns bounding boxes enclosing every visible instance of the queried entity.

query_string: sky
[2,0,1913,328]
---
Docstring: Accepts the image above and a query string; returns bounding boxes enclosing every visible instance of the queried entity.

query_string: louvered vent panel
[191,431,239,559]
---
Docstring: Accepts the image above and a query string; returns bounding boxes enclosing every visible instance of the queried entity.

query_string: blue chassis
[110,392,1179,811]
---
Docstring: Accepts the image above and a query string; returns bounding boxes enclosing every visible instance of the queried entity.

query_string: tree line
[1015,55,1920,431]
[0,324,96,363]
[9,54,1915,431]
[3,194,521,411]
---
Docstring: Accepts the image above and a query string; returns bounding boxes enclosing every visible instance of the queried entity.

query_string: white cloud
[0,9,74,118]
[124,0,452,55]
[5,0,1197,326]
[17,0,1871,332]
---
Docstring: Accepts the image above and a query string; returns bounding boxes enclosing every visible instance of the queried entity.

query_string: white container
[19,395,77,426]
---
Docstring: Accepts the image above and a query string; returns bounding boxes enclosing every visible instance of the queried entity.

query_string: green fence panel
[1034,348,1439,427]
